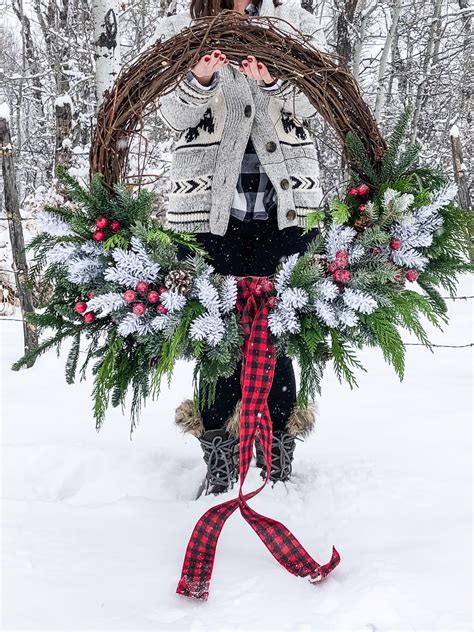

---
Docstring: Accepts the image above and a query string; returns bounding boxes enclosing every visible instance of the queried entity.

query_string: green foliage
[16,134,471,432]
[65,332,82,384]
[329,330,366,389]
[92,334,125,430]
[303,208,326,232]
[379,104,415,183]
[330,199,351,224]
[150,301,207,399]
[289,252,322,288]
[345,131,380,186]
[360,309,405,379]
[197,312,243,410]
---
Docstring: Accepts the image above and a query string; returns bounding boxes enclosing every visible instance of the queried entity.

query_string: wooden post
[0,112,38,366]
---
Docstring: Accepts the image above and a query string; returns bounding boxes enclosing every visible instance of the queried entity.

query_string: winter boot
[255,401,317,483]
[198,428,239,495]
[174,399,240,497]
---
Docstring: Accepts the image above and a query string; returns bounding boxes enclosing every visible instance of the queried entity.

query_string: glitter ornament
[95,216,109,229]
[74,301,88,314]
[123,289,137,303]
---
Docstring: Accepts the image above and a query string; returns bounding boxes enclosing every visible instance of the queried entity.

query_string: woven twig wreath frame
[89,10,387,191]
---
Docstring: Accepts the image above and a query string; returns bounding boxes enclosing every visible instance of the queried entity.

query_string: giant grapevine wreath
[13,106,473,433]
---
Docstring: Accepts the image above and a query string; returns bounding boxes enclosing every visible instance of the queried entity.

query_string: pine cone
[309,253,328,268]
[164,269,193,295]
[353,215,372,232]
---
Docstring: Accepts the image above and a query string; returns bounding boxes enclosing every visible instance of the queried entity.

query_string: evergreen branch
[380,104,415,182]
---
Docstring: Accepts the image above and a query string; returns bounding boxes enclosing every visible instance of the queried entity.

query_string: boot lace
[200,433,239,495]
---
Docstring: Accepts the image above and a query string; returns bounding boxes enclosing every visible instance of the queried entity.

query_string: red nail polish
[214,51,220,57]
[257,63,262,68]
[204,56,211,61]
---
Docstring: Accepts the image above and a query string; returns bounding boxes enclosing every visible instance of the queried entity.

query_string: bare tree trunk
[450,127,472,211]
[91,0,121,108]
[410,0,443,143]
[374,0,402,121]
[0,115,38,366]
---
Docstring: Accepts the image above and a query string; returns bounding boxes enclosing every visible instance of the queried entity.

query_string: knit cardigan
[152,0,327,236]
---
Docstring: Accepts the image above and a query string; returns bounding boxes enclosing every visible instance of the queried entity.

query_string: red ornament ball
[261,279,273,293]
[390,238,402,250]
[326,261,338,274]
[158,286,167,296]
[74,301,88,314]
[87,291,95,299]
[83,312,95,324]
[267,296,278,309]
[109,219,122,232]
[136,281,149,293]
[348,187,360,197]
[123,289,137,303]
[147,290,160,304]
[95,216,108,229]
[156,304,168,315]
[333,269,352,283]
[132,303,146,316]
[358,204,366,212]
[335,249,349,268]
[92,230,106,242]
[406,269,419,282]
[253,284,263,296]
[357,184,370,196]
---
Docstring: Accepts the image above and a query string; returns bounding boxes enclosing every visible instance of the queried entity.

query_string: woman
[154,0,328,495]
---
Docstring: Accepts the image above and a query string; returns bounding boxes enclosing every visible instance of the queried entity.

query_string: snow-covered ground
[1,276,472,631]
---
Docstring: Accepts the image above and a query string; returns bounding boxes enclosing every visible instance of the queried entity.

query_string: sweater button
[244,105,252,117]
[286,209,296,221]
[266,141,277,152]
[280,178,290,190]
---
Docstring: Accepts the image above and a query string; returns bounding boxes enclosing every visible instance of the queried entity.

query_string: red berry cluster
[242,279,278,307]
[326,249,351,284]
[92,216,122,242]
[348,183,370,213]
[74,290,97,323]
[123,282,169,316]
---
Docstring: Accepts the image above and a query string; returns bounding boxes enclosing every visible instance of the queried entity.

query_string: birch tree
[91,0,121,107]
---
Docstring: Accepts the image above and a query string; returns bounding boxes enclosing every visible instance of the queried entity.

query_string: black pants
[181,207,319,431]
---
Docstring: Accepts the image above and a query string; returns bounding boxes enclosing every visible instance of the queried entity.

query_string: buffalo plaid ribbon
[176,276,340,600]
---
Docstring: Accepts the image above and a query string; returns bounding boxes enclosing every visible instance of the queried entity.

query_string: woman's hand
[239,55,277,86]
[190,49,228,87]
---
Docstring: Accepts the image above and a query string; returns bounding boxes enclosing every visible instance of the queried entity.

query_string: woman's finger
[257,61,274,84]
[241,57,259,80]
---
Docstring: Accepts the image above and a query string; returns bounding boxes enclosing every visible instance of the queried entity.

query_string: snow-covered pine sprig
[218,276,238,314]
[274,253,299,293]
[104,238,161,287]
[86,292,127,317]
[36,210,75,237]
[189,312,226,346]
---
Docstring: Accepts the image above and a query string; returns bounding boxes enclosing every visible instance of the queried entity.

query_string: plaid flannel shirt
[185,2,288,222]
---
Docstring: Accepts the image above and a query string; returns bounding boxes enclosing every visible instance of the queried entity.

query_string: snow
[0,102,10,120]
[1,275,472,631]
[54,95,74,113]
[450,124,460,138]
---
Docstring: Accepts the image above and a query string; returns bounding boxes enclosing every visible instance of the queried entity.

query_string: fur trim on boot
[174,399,204,437]
[224,399,241,438]
[174,399,241,439]
[286,401,318,437]
[223,399,317,438]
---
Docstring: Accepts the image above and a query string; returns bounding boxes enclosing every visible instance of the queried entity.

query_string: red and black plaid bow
[176,276,340,600]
